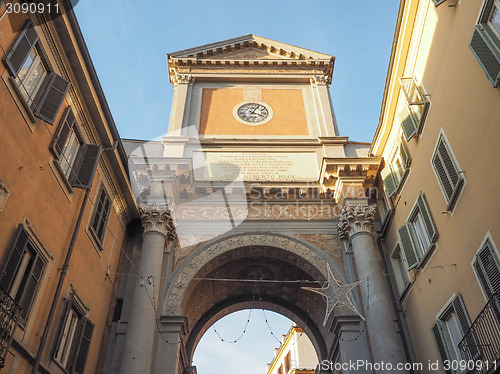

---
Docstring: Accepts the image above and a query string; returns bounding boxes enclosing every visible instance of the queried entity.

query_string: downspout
[31,140,118,374]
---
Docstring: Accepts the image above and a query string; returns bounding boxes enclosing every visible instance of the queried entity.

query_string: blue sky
[74,1,399,372]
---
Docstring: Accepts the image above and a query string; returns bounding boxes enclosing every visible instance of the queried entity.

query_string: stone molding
[310,75,330,85]
[337,204,376,242]
[140,203,176,240]
[172,73,194,86]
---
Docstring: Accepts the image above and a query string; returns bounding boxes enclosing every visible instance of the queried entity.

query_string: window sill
[415,243,437,270]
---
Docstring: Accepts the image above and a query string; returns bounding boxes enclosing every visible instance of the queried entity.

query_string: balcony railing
[0,288,21,368]
[458,293,500,374]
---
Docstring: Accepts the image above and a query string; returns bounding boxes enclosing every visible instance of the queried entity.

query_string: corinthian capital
[337,204,376,242]
[172,73,194,86]
[140,203,176,240]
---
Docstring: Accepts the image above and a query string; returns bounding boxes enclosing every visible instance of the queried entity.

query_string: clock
[233,102,273,125]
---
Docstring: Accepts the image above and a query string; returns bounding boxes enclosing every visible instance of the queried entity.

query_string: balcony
[458,293,500,374]
[0,288,21,368]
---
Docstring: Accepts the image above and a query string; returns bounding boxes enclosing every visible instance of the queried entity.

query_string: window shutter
[53,291,75,359]
[33,73,70,124]
[431,0,447,6]
[431,322,453,374]
[400,142,410,169]
[416,193,438,242]
[19,253,45,321]
[72,318,94,374]
[70,145,101,190]
[400,105,417,141]
[469,24,500,87]
[50,107,76,159]
[432,150,454,201]
[398,223,420,269]
[381,165,397,197]
[475,242,500,297]
[0,225,29,292]
[3,21,38,76]
[452,294,480,360]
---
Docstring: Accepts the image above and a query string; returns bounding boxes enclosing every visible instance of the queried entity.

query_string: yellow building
[0,3,136,373]
[266,326,317,374]
[372,0,500,372]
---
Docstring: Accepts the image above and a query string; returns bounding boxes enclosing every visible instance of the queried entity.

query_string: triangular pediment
[168,34,334,61]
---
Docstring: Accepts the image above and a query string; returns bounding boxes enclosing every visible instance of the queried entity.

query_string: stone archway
[154,232,365,374]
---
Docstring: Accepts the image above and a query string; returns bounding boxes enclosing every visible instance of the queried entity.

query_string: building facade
[372,0,500,372]
[266,326,317,374]
[0,3,136,373]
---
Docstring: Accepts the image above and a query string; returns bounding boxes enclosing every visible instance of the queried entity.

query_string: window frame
[88,185,112,247]
[398,77,430,141]
[2,20,70,124]
[431,133,465,212]
[381,138,411,198]
[390,244,411,297]
[469,0,500,87]
[432,294,480,374]
[397,193,438,270]
[53,289,94,374]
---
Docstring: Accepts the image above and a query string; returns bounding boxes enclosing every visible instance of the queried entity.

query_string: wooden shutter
[381,165,397,198]
[431,0,447,6]
[50,107,76,159]
[469,24,500,87]
[33,73,70,124]
[18,251,44,321]
[416,193,438,243]
[452,294,480,360]
[72,318,94,374]
[400,105,417,142]
[475,241,500,298]
[400,142,410,169]
[70,145,101,190]
[3,21,38,76]
[397,223,420,269]
[0,225,29,292]
[431,322,453,374]
[53,291,76,359]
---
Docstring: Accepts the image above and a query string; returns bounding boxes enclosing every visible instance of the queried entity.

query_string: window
[431,134,465,211]
[381,139,410,198]
[469,0,500,87]
[399,77,429,141]
[397,193,438,269]
[0,224,47,323]
[278,365,283,374]
[284,351,291,373]
[432,294,479,373]
[391,244,411,296]
[54,291,94,374]
[89,186,111,245]
[2,20,70,124]
[431,0,447,6]
[472,237,500,298]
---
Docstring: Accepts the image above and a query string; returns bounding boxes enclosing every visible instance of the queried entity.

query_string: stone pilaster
[119,204,175,374]
[338,201,407,373]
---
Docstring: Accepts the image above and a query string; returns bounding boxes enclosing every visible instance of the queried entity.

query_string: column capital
[172,73,194,86]
[337,203,376,242]
[140,203,176,240]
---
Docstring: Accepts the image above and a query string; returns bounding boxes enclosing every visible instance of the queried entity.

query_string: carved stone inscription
[193,152,319,182]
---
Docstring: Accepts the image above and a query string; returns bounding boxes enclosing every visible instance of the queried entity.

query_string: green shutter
[431,322,453,374]
[0,225,29,293]
[400,105,417,141]
[432,151,454,201]
[431,0,447,6]
[469,24,500,87]
[452,294,480,360]
[400,142,410,169]
[34,73,71,124]
[397,223,420,269]
[381,165,397,197]
[73,318,94,374]
[3,21,38,76]
[475,241,500,297]
[50,106,76,159]
[416,193,438,242]
[70,145,101,190]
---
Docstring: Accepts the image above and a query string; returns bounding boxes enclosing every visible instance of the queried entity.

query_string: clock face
[237,103,269,123]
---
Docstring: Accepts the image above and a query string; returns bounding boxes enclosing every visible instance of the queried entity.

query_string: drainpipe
[31,140,118,374]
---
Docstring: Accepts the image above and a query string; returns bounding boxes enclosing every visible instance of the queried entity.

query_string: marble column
[120,203,175,374]
[338,200,407,373]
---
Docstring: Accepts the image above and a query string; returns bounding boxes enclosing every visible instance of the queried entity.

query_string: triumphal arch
[105,35,408,374]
